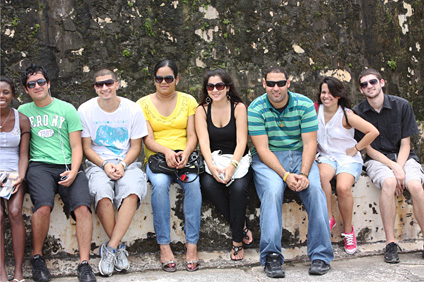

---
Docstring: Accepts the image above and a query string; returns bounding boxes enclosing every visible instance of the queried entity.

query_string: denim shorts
[317,156,362,183]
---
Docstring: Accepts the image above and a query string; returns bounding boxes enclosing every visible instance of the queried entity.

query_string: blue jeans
[252,150,334,265]
[146,163,202,245]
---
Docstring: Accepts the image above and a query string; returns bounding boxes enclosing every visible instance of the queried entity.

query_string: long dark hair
[317,76,352,127]
[0,76,16,96]
[199,69,244,105]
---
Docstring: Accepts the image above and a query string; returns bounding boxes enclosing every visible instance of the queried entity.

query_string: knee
[336,184,352,198]
[123,194,139,204]
[74,205,91,218]
[382,178,396,195]
[34,205,51,218]
[8,205,23,223]
[98,198,113,209]
[407,181,423,196]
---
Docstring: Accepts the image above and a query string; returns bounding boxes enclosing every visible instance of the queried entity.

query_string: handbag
[148,151,205,183]
[204,150,252,187]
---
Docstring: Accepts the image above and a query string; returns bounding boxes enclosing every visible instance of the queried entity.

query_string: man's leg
[251,154,285,266]
[96,199,116,239]
[406,180,424,234]
[108,195,138,248]
[73,205,93,263]
[379,177,397,244]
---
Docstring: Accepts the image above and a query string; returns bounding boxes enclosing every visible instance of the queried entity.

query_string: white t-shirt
[78,97,148,161]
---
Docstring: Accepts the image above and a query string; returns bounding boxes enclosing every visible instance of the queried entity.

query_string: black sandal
[230,245,244,261]
[242,218,254,248]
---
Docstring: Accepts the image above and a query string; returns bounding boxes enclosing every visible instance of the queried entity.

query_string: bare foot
[159,244,175,264]
[185,243,199,270]
[243,224,253,246]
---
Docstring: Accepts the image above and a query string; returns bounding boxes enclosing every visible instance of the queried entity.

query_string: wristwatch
[119,161,128,171]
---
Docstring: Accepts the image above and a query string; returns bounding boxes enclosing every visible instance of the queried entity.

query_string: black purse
[148,151,205,183]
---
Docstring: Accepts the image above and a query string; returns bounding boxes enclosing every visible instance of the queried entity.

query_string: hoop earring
[206,96,212,104]
[227,92,230,100]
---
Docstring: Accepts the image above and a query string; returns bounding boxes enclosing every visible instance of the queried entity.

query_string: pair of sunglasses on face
[360,78,379,89]
[94,79,115,88]
[207,82,226,91]
[154,75,175,84]
[265,80,287,87]
[26,79,47,89]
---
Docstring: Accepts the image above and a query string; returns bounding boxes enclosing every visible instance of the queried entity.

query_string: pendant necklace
[0,108,12,129]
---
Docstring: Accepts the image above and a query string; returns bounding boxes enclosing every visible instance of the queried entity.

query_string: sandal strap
[232,245,243,255]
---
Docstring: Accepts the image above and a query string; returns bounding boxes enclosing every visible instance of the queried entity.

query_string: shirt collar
[264,90,295,111]
[362,94,392,112]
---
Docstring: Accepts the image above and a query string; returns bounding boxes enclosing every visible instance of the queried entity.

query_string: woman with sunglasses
[0,76,30,282]
[136,59,201,272]
[316,76,378,255]
[195,69,253,261]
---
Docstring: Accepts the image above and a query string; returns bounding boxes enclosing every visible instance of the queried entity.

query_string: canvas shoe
[115,243,130,271]
[341,226,357,254]
[329,216,336,231]
[99,243,116,276]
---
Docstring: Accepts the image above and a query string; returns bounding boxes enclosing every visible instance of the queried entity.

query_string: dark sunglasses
[207,82,226,91]
[94,79,115,88]
[27,79,47,89]
[360,78,379,89]
[154,75,175,84]
[266,80,287,87]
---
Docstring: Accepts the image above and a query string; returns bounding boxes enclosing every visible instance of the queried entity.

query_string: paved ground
[12,250,424,282]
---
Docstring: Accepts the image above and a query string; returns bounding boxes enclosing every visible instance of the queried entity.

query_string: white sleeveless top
[317,104,363,166]
[0,108,21,172]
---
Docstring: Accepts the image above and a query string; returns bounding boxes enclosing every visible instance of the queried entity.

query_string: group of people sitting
[1,60,423,282]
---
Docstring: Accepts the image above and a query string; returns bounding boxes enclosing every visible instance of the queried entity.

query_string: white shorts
[85,159,147,211]
[364,158,424,189]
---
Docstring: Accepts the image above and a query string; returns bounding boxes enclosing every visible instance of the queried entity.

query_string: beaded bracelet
[299,172,309,178]
[283,172,290,182]
[231,159,239,168]
[355,144,360,151]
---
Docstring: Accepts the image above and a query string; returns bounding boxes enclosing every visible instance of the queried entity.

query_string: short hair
[21,63,50,88]
[199,68,244,105]
[358,68,383,83]
[154,59,178,77]
[263,66,288,80]
[94,69,117,81]
[0,76,16,96]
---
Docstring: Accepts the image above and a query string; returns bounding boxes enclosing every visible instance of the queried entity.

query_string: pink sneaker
[329,216,336,231]
[341,226,357,254]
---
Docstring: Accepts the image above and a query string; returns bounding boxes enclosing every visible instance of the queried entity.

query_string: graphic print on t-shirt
[94,125,128,156]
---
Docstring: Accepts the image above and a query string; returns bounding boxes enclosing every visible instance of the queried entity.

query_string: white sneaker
[99,243,115,276]
[115,243,130,271]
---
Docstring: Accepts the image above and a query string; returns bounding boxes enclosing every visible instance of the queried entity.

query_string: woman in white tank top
[316,77,379,255]
[0,76,30,282]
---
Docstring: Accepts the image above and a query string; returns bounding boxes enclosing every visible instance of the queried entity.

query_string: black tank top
[204,103,249,155]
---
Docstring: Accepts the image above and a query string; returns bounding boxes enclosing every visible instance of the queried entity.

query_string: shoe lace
[386,242,402,253]
[79,263,93,276]
[33,257,46,269]
[103,248,116,265]
[342,232,354,246]
[117,246,129,260]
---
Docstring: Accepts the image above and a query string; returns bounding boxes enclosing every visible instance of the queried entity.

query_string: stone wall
[1,0,423,159]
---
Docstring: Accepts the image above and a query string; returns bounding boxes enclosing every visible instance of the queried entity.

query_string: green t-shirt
[18,99,82,164]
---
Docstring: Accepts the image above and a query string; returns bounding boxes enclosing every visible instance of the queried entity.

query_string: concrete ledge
[4,175,423,277]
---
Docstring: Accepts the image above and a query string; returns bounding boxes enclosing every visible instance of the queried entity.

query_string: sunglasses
[207,82,226,91]
[27,79,47,89]
[94,79,115,88]
[266,80,287,87]
[360,78,379,89]
[154,75,175,84]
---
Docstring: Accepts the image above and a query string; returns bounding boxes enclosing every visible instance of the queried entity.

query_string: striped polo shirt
[248,91,318,155]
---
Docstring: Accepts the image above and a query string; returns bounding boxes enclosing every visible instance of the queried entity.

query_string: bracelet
[299,172,309,178]
[283,172,290,182]
[231,159,239,168]
[119,161,128,171]
[355,144,360,151]
[101,161,108,170]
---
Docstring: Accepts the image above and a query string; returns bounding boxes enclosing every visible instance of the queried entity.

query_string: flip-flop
[242,227,254,248]
[186,260,199,272]
[161,260,177,272]
[230,245,244,261]
[13,279,26,282]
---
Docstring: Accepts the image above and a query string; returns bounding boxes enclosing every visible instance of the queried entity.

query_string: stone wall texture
[1,0,424,261]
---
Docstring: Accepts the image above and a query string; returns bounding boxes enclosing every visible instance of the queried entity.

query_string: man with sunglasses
[354,68,424,263]
[18,64,96,282]
[78,69,148,277]
[247,66,333,278]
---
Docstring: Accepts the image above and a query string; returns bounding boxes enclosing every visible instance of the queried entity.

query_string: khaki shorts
[364,158,424,189]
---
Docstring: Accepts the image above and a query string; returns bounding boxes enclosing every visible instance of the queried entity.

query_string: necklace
[0,108,12,129]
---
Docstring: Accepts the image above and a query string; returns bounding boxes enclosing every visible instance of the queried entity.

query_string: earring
[206,96,212,104]
[227,92,230,100]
